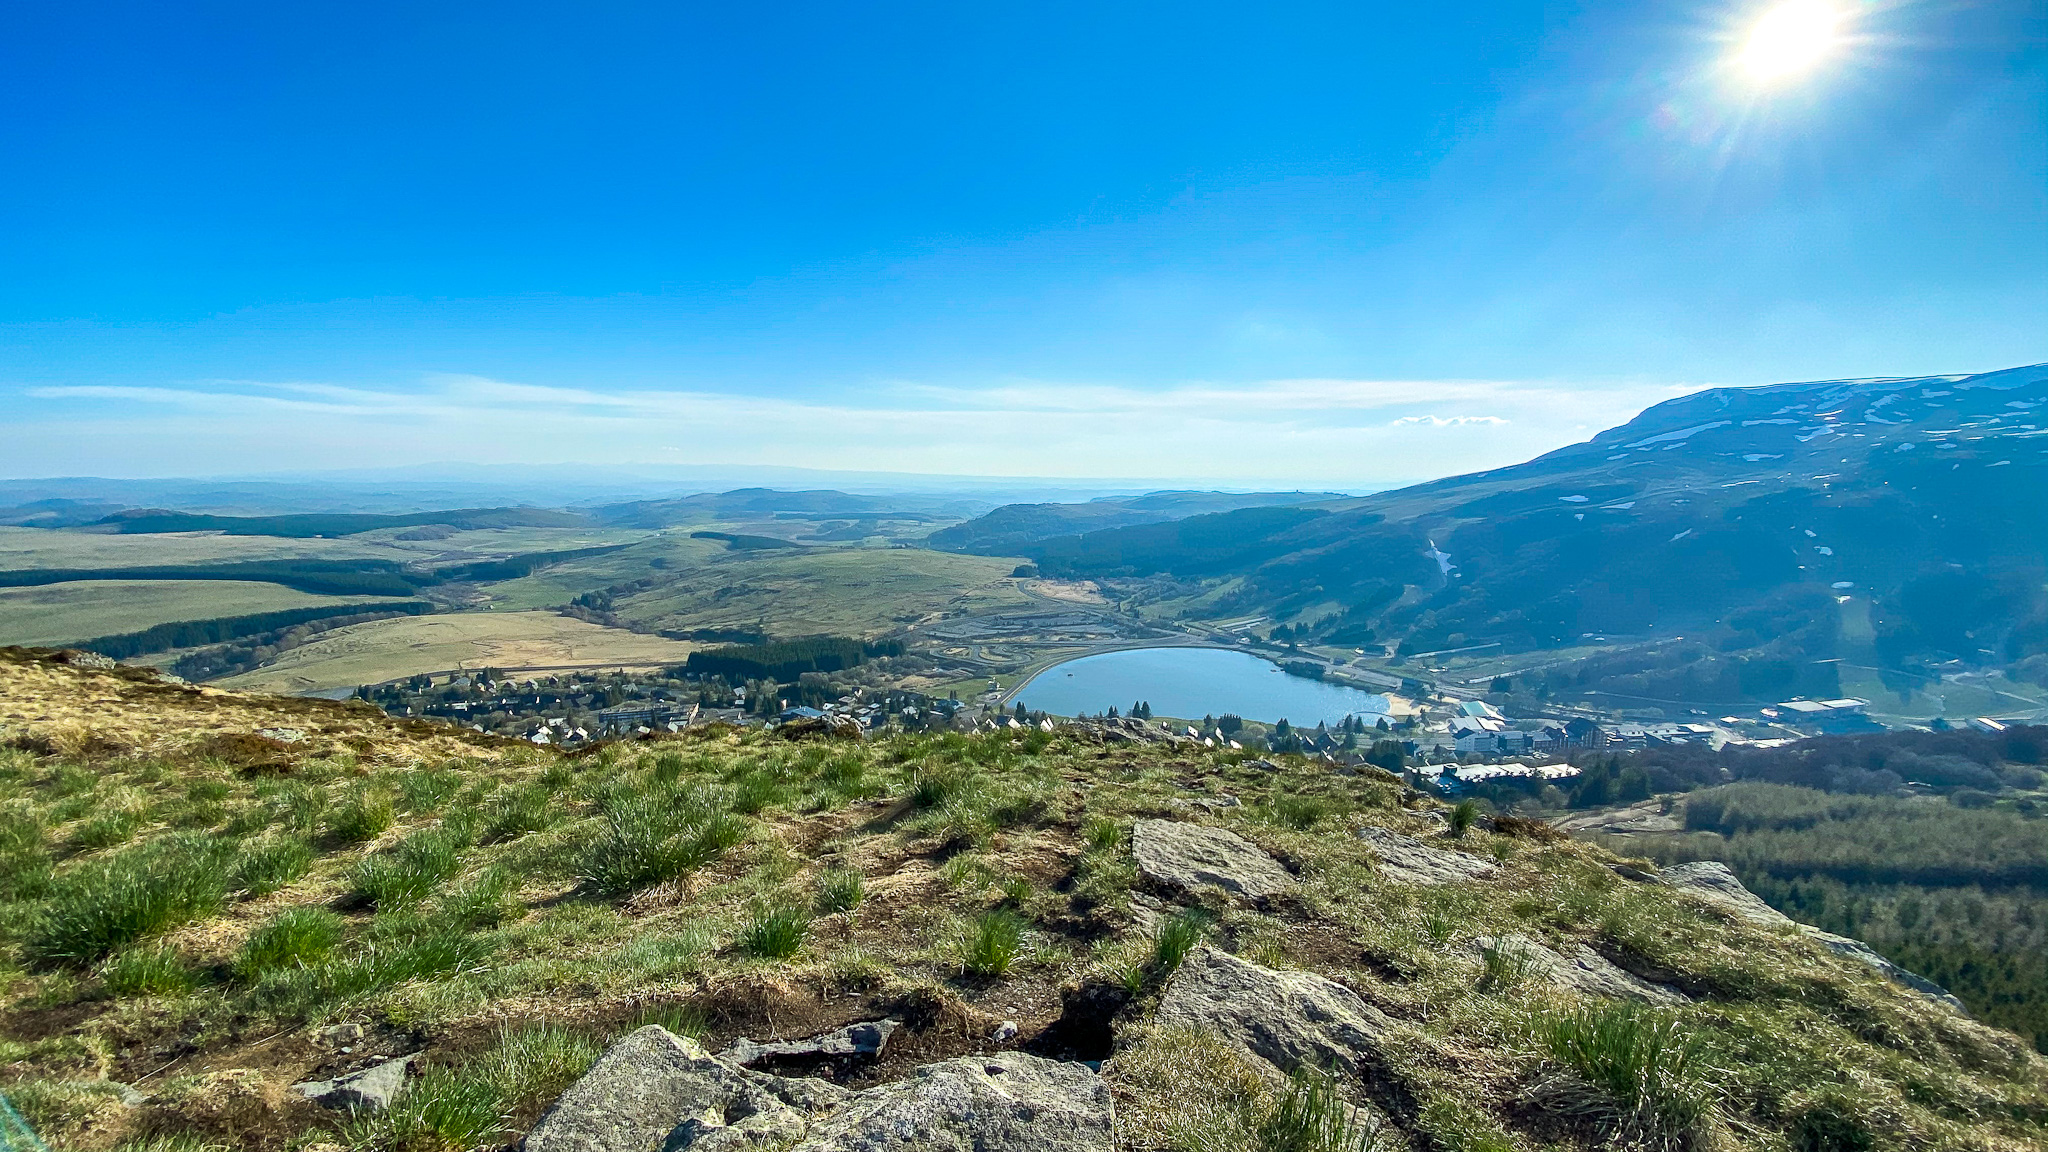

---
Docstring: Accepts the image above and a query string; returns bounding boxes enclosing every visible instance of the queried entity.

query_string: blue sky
[2,0,2042,486]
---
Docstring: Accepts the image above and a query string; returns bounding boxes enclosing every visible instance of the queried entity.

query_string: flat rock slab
[1132,819,1294,901]
[525,1026,847,1152]
[722,1020,900,1069]
[786,1052,1113,1152]
[1468,934,1687,1005]
[1151,947,1395,1081]
[293,1053,416,1112]
[1356,827,1498,886]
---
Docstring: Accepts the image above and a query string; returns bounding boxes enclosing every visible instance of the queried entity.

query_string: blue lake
[1014,646,1392,726]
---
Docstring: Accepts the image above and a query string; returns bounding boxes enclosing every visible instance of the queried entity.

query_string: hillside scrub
[0,653,2044,1151]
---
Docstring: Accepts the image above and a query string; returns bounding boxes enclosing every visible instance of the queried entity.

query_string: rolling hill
[1000,364,2048,702]
[926,489,1350,554]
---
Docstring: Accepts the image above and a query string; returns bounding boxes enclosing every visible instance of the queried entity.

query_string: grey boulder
[293,1053,416,1112]
[1467,934,1687,1004]
[524,1027,847,1152]
[1356,827,1498,886]
[1809,930,1970,1015]
[1151,947,1395,1081]
[1132,819,1294,902]
[786,1051,1112,1152]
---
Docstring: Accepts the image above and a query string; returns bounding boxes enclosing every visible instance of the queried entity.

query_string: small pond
[1013,645,1391,726]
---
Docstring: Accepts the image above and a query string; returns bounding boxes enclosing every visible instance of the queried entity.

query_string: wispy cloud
[9,373,1690,485]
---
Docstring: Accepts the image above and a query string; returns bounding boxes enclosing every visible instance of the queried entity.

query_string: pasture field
[0,580,406,648]
[477,534,734,610]
[215,610,698,693]
[0,525,658,573]
[611,547,1035,639]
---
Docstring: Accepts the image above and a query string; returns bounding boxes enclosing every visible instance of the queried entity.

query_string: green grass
[27,834,231,965]
[1150,908,1212,979]
[739,903,811,960]
[958,909,1026,977]
[229,834,314,895]
[1257,1067,1393,1152]
[1269,790,1331,830]
[100,942,197,997]
[350,825,468,908]
[235,907,345,980]
[327,788,396,843]
[1449,798,1481,837]
[580,787,749,895]
[1536,1002,1714,1146]
[815,868,865,914]
[1477,937,1536,993]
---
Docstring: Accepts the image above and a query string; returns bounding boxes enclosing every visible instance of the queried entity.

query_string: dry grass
[0,648,2042,1152]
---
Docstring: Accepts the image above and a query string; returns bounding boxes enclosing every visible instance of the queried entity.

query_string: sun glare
[1737,1,1842,83]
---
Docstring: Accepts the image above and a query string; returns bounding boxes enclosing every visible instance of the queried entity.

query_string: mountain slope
[0,647,2043,1152]
[926,490,1350,554]
[1012,365,2048,698]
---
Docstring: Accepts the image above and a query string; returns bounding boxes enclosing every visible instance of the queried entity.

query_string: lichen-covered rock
[787,1052,1112,1152]
[1468,934,1687,1004]
[1150,947,1394,1080]
[1132,819,1294,901]
[1356,827,1498,885]
[523,1026,847,1152]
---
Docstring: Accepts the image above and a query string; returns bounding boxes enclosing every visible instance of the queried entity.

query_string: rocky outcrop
[1467,934,1687,1004]
[1132,819,1294,901]
[1356,827,1497,885]
[292,1053,416,1112]
[527,1028,1109,1152]
[1660,861,1968,1015]
[524,1027,846,1152]
[787,1052,1113,1151]
[1659,861,1791,926]
[1150,947,1394,1081]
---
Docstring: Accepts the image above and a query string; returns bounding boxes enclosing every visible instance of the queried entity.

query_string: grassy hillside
[928,491,1346,555]
[0,649,2042,1152]
[93,508,589,538]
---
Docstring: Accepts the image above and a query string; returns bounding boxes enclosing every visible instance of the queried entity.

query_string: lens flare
[1738,1,1841,83]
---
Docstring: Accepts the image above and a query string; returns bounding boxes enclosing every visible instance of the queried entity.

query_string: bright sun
[1738,1,1842,83]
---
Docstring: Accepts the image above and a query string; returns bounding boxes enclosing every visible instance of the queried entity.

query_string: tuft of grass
[252,923,490,1012]
[815,868,865,914]
[730,771,782,815]
[327,788,395,843]
[100,943,197,997]
[443,866,520,928]
[27,834,232,966]
[481,784,557,842]
[1150,908,1213,980]
[740,903,811,959]
[229,835,313,896]
[958,909,1026,977]
[350,826,466,909]
[1536,1002,1715,1145]
[1477,937,1537,993]
[1448,799,1481,838]
[910,763,973,809]
[72,805,147,850]
[235,907,345,980]
[1257,1066,1393,1152]
[368,1063,504,1151]
[399,766,463,813]
[1270,791,1330,831]
[1085,816,1124,852]
[581,787,748,895]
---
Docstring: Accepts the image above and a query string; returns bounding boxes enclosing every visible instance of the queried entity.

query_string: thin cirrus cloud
[12,373,1688,485]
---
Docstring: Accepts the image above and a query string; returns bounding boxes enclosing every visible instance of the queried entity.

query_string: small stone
[721,1020,900,1069]
[991,1020,1020,1043]
[785,1051,1112,1152]
[293,1053,416,1113]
